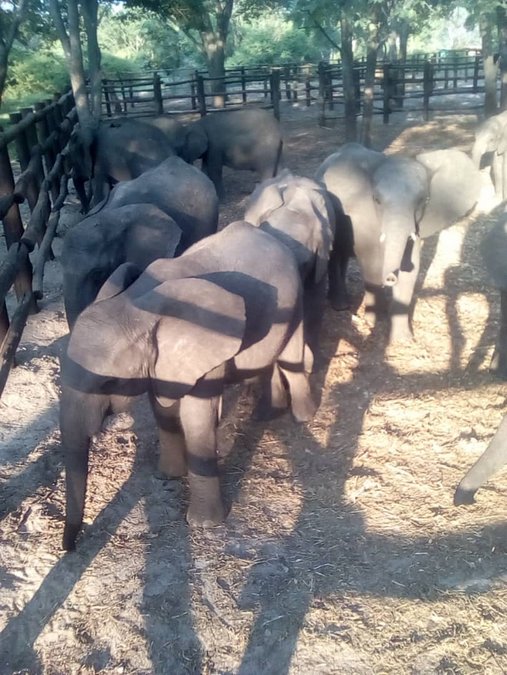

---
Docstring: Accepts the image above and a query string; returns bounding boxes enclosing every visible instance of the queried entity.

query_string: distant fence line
[0,90,76,398]
[100,50,486,122]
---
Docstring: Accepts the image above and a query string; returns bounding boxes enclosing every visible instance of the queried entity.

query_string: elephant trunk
[454,414,507,505]
[381,217,414,288]
[471,138,486,168]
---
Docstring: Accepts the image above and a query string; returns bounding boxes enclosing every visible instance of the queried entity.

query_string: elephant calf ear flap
[147,278,246,408]
[244,181,285,226]
[95,262,142,303]
[416,149,482,239]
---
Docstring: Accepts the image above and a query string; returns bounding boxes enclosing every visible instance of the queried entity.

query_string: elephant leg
[492,153,504,201]
[454,414,507,505]
[149,395,187,477]
[277,317,318,423]
[303,278,327,359]
[253,365,289,421]
[490,289,507,379]
[363,283,387,327]
[202,150,224,199]
[73,174,90,213]
[61,390,107,551]
[179,367,225,527]
[328,246,350,311]
[389,236,421,343]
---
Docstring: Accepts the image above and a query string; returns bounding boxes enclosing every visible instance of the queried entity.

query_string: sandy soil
[1,99,507,675]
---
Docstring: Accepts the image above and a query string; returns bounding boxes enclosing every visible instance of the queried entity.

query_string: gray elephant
[454,414,507,505]
[315,143,481,343]
[478,209,507,378]
[142,115,208,164]
[174,108,283,198]
[244,170,337,357]
[60,220,317,551]
[70,118,176,210]
[471,110,507,201]
[101,155,219,252]
[62,204,181,327]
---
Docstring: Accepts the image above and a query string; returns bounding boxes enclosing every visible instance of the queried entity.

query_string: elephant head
[471,111,507,167]
[62,203,182,327]
[144,115,208,163]
[244,170,335,284]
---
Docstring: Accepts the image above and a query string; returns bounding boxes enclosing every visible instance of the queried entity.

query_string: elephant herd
[59,106,507,551]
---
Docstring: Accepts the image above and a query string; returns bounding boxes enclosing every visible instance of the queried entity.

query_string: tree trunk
[480,11,498,116]
[340,15,357,142]
[202,32,226,108]
[361,23,380,148]
[82,0,102,120]
[498,6,507,111]
[0,45,8,108]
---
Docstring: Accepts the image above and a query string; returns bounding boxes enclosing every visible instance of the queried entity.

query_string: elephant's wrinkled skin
[61,221,317,551]
[471,110,507,201]
[479,210,507,378]
[71,119,176,210]
[62,156,218,326]
[182,108,283,198]
[62,204,181,327]
[244,170,338,356]
[315,143,481,343]
[454,415,507,505]
[142,115,208,164]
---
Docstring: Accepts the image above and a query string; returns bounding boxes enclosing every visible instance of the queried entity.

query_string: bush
[5,47,69,103]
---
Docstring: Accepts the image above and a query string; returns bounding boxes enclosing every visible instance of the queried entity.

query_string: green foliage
[5,45,69,102]
[228,12,329,66]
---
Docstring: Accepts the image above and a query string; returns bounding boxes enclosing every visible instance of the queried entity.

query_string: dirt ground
[1,99,507,675]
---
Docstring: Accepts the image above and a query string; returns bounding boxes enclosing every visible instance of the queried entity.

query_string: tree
[0,0,30,107]
[49,0,101,137]
[127,0,234,105]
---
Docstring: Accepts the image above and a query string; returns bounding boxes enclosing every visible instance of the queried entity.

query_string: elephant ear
[141,277,246,408]
[95,262,142,303]
[283,182,334,284]
[244,171,293,225]
[125,206,182,267]
[416,149,481,238]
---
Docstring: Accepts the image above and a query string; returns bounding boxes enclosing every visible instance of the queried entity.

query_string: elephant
[99,155,219,253]
[454,414,507,505]
[478,208,507,378]
[142,115,208,164]
[62,204,182,327]
[70,118,176,210]
[172,108,283,198]
[244,170,337,355]
[471,110,507,201]
[315,143,482,343]
[60,220,317,551]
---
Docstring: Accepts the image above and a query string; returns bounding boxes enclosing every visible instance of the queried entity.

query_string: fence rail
[0,89,75,398]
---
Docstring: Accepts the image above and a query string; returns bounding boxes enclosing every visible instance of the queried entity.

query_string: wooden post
[382,64,391,124]
[20,108,44,193]
[153,73,163,114]
[9,113,39,214]
[190,79,197,110]
[423,60,433,121]
[284,65,291,100]
[103,79,112,117]
[327,70,334,111]
[241,66,247,104]
[353,66,361,114]
[453,60,458,88]
[0,134,35,306]
[305,71,312,106]
[196,75,207,117]
[473,55,480,92]
[0,302,9,352]
[270,70,281,120]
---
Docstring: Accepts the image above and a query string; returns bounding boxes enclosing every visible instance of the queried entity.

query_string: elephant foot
[291,393,318,423]
[186,501,225,528]
[62,522,81,552]
[328,296,350,312]
[388,321,414,345]
[453,486,477,506]
[489,350,507,381]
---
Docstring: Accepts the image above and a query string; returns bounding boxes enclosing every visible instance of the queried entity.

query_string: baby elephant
[244,170,337,355]
[62,204,181,327]
[454,415,507,505]
[61,220,317,551]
